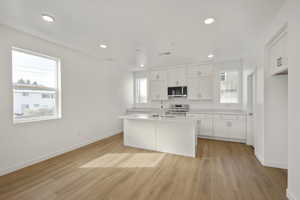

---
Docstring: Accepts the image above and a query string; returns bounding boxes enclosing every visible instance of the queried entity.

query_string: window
[22,92,29,97]
[135,77,148,104]
[219,71,240,104]
[12,48,61,123]
[41,93,53,99]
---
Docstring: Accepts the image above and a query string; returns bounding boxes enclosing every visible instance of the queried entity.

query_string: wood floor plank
[0,134,287,200]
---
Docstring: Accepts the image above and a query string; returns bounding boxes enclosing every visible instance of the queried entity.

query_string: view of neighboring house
[13,79,56,119]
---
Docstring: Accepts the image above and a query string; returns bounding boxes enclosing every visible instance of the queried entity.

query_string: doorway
[246,73,255,147]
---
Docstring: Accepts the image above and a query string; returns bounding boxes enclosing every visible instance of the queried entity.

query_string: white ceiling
[0,0,284,68]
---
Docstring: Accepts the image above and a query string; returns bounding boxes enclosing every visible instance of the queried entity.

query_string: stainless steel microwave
[168,86,187,97]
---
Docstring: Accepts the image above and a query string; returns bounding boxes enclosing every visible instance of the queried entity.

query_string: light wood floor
[0,134,287,200]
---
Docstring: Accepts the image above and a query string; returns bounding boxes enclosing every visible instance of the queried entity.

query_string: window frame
[217,68,242,105]
[12,47,62,124]
[133,72,148,105]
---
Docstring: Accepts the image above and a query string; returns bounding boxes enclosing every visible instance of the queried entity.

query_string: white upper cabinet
[187,64,213,100]
[150,80,167,101]
[187,64,212,78]
[267,24,288,76]
[150,70,167,101]
[150,70,167,81]
[188,78,213,100]
[167,68,187,87]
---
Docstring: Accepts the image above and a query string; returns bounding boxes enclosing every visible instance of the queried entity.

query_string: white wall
[288,0,300,199]
[0,25,133,175]
[249,2,289,169]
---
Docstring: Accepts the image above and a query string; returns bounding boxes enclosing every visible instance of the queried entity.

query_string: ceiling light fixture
[42,14,55,23]
[208,54,214,58]
[140,64,145,67]
[204,18,215,25]
[100,44,108,49]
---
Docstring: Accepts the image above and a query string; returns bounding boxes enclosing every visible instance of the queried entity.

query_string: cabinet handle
[156,75,160,80]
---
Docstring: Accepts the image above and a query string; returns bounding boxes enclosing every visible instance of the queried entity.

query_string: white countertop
[126,108,246,116]
[119,114,197,121]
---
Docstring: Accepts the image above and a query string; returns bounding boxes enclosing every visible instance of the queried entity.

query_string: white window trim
[217,68,242,105]
[133,72,149,106]
[12,47,62,124]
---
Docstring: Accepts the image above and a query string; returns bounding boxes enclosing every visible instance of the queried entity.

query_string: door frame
[246,72,256,147]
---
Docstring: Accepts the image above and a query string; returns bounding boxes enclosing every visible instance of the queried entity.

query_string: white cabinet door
[229,116,246,139]
[213,115,246,140]
[167,68,187,87]
[187,65,212,78]
[199,118,213,136]
[213,118,230,138]
[150,70,167,81]
[188,78,201,100]
[150,80,167,101]
[188,77,213,100]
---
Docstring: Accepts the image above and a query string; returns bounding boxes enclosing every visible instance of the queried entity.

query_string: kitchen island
[119,114,197,157]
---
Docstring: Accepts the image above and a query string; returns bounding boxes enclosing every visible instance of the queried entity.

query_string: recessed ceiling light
[208,54,214,58]
[100,44,108,49]
[204,18,215,25]
[42,14,55,23]
[140,64,145,67]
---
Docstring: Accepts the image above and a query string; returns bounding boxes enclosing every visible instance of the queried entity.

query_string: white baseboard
[197,135,246,143]
[255,151,264,165]
[264,160,287,169]
[0,128,122,176]
[254,151,287,169]
[287,189,297,200]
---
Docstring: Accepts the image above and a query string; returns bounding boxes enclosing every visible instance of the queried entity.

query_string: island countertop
[119,114,198,121]
[121,113,197,157]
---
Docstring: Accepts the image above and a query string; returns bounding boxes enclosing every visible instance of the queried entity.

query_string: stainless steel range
[166,104,189,115]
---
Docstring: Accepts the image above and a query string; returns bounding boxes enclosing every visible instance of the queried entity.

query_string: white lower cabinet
[197,118,213,136]
[213,118,230,138]
[189,113,246,142]
[213,115,245,141]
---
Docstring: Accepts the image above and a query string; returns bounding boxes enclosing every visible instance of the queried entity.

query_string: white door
[246,74,255,146]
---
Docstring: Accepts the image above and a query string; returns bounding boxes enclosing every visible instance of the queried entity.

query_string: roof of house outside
[13,83,56,91]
